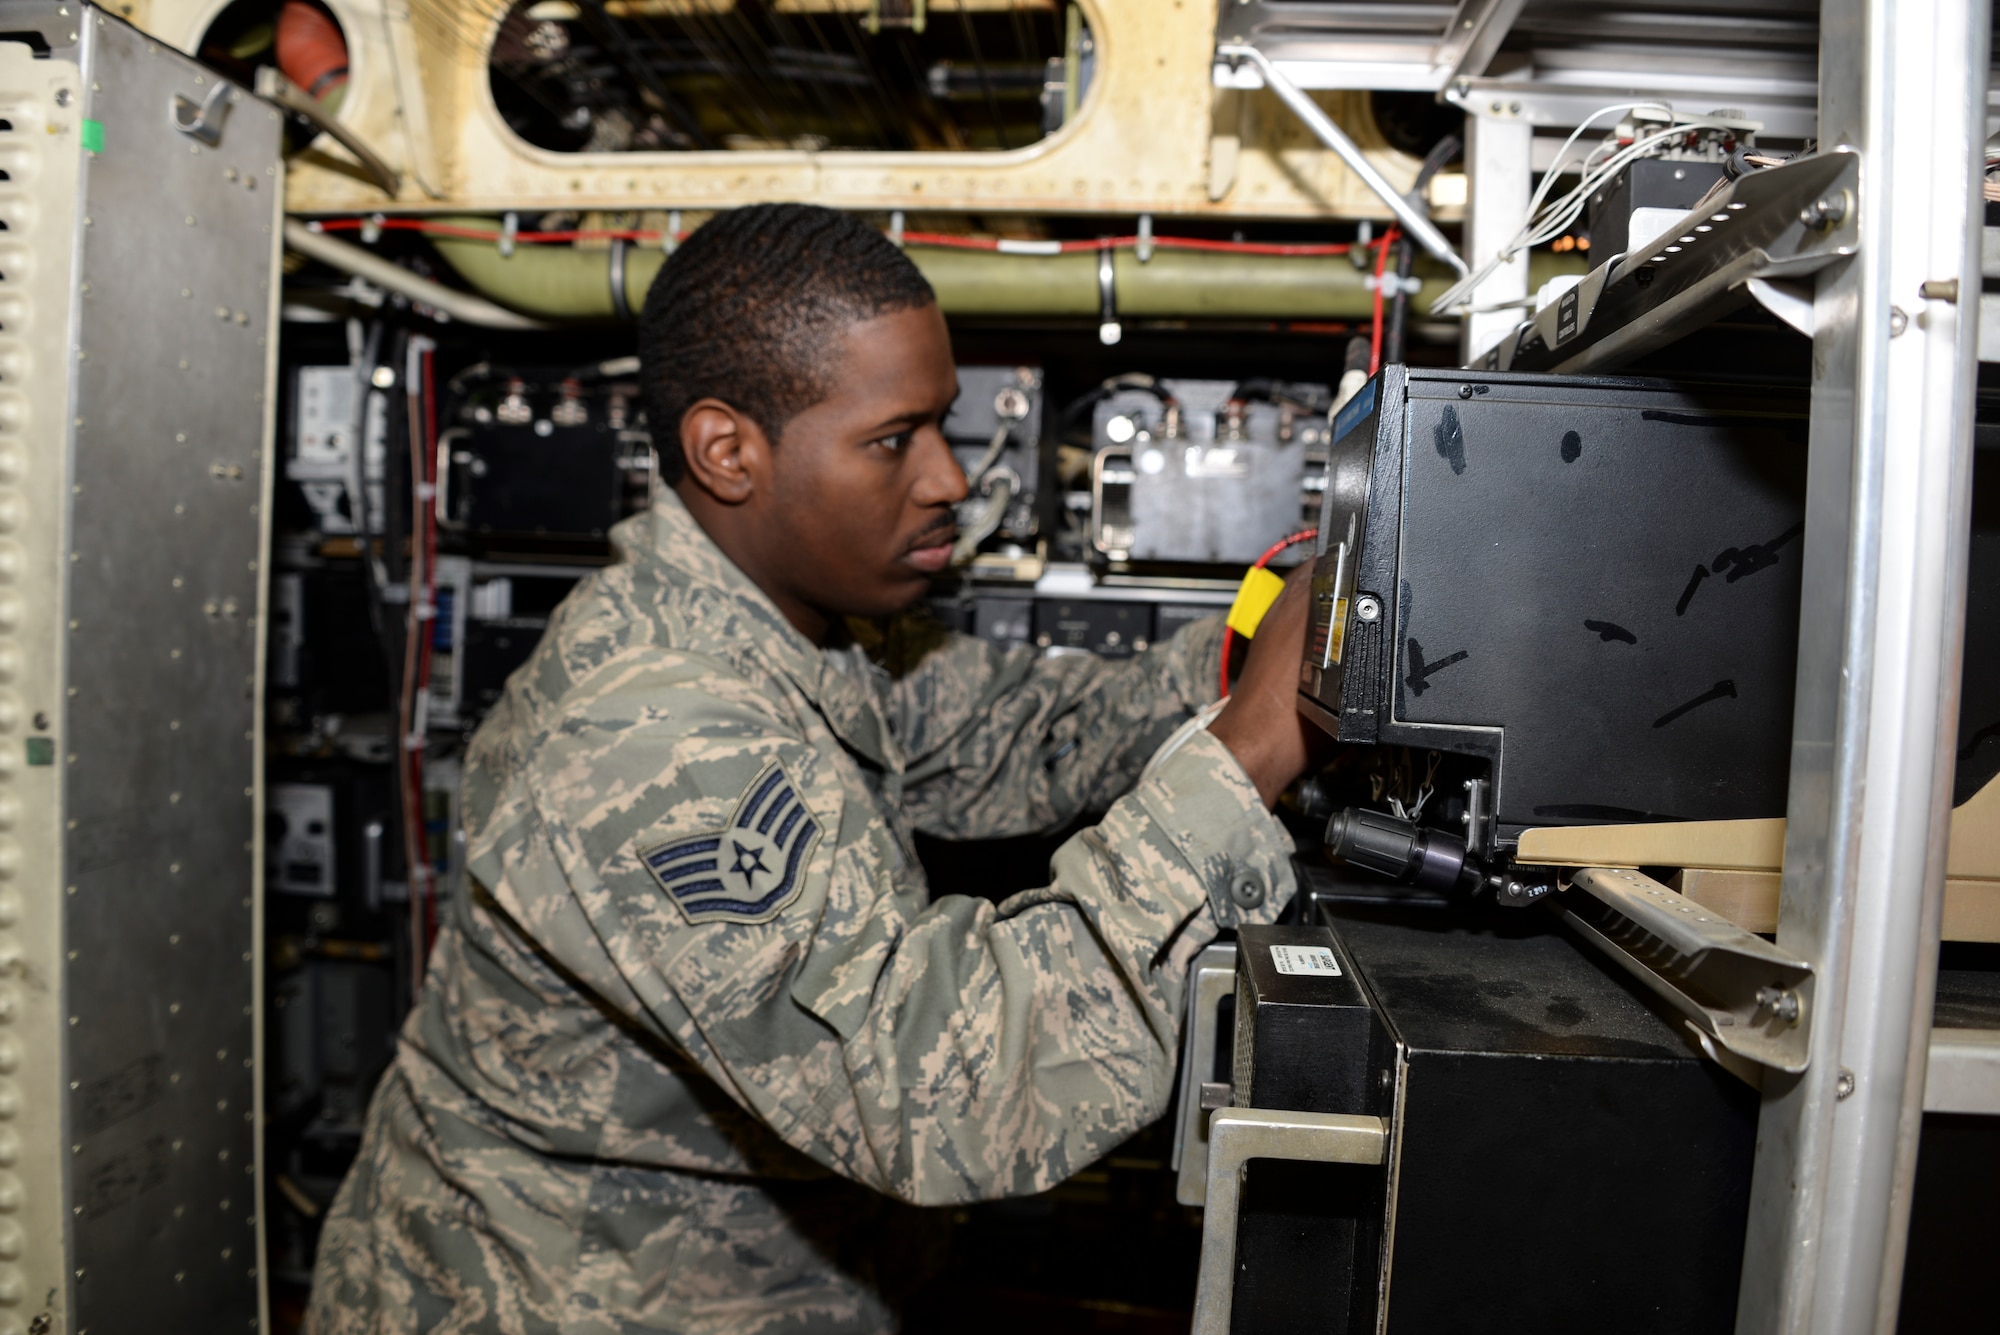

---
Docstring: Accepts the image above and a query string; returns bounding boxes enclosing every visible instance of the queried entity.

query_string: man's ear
[678,398,770,506]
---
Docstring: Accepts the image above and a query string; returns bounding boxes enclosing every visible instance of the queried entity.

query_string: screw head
[1354,596,1381,623]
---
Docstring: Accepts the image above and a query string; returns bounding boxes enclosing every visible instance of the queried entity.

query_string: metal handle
[255,65,402,197]
[1087,446,1133,556]
[1213,43,1467,277]
[1171,943,1238,1206]
[1191,1107,1388,1335]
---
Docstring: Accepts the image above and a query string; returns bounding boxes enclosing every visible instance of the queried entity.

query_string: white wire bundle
[1429,102,1741,317]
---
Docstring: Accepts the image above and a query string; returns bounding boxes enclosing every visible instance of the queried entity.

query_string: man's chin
[822,573,937,624]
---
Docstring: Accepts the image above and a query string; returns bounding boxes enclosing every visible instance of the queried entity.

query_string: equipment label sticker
[1270,945,1342,977]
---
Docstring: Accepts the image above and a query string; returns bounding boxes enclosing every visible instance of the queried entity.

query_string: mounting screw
[1888,306,1910,338]
[1755,986,1801,1024]
[1835,1068,1856,1100]
[1354,596,1381,622]
[1799,193,1850,229]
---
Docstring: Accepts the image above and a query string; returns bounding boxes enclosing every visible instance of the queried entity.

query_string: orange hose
[276,0,348,101]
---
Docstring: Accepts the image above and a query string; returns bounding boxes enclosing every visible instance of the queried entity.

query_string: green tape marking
[25,737,53,767]
[80,118,104,154]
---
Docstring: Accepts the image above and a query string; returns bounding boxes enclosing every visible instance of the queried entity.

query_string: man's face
[759,303,967,621]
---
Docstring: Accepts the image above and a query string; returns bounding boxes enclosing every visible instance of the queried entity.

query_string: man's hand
[1208,562,1320,808]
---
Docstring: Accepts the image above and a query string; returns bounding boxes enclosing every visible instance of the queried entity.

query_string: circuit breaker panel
[6,6,279,1332]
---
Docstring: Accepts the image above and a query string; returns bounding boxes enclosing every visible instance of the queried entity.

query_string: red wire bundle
[1368,225,1401,376]
[1218,527,1320,701]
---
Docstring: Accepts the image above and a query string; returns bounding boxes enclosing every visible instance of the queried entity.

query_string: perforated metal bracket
[1555,867,1814,1073]
[1191,1107,1388,1335]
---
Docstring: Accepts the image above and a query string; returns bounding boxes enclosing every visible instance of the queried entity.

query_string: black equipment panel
[1956,427,2000,803]
[1306,368,1810,834]
[1229,900,1759,1335]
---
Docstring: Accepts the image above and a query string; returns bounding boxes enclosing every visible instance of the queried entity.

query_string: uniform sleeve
[479,658,1294,1207]
[886,614,1226,841]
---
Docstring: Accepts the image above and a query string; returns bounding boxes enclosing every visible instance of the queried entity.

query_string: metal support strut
[1735,0,1987,1330]
[1214,43,1466,277]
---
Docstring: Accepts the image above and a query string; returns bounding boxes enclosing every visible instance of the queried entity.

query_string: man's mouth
[902,522,959,573]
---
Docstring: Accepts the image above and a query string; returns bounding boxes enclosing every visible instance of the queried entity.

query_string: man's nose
[912,426,970,507]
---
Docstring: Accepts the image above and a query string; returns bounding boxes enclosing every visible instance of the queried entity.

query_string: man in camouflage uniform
[308,205,1318,1333]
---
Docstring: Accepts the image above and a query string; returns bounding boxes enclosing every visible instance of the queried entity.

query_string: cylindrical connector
[1324,807,1471,893]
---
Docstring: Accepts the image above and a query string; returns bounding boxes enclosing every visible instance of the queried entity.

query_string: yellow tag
[1226,566,1288,639]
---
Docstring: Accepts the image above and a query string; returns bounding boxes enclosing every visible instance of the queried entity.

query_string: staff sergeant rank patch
[641,763,823,925]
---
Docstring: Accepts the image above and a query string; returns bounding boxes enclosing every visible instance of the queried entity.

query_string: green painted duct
[425,219,1587,324]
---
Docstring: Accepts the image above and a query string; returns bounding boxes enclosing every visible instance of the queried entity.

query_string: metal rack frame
[1736,2,1987,1330]
[1224,3,1991,1328]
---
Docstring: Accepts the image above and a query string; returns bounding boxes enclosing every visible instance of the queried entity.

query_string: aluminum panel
[0,29,86,1335]
[41,6,279,1331]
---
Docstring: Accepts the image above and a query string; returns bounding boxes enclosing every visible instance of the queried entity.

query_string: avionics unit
[1304,368,1809,850]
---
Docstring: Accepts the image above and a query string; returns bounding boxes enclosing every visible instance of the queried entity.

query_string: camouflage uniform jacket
[308,490,1296,1334]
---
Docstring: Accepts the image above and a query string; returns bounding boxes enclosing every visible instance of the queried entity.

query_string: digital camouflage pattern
[308,490,1296,1334]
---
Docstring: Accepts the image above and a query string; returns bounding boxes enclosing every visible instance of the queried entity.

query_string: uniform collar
[623,490,901,772]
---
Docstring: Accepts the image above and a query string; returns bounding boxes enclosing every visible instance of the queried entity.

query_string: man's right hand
[1207,562,1320,809]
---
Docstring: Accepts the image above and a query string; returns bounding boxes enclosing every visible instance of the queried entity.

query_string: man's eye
[872,431,914,452]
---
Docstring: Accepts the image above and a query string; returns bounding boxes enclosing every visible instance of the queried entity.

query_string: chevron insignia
[641,763,821,925]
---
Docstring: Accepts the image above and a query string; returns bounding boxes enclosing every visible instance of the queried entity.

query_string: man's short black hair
[638,203,937,485]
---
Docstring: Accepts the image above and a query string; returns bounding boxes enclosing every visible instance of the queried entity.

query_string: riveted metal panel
[0,26,86,1335]
[0,3,280,1330]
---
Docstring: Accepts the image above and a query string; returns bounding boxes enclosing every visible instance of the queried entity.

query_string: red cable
[1368,226,1399,376]
[1218,527,1320,701]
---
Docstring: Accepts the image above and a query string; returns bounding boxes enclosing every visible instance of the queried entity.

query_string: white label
[1270,944,1342,978]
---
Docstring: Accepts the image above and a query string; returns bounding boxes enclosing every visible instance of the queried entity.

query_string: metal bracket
[1555,867,1814,1074]
[171,80,233,147]
[1190,1107,1388,1335]
[1171,943,1238,1206]
[1747,276,1817,336]
[1475,150,1859,373]
[1925,1028,2000,1114]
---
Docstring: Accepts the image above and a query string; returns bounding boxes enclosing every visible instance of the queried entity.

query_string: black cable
[1384,236,1416,367]
[1409,133,1461,201]
[1233,379,1334,414]
[1053,373,1175,443]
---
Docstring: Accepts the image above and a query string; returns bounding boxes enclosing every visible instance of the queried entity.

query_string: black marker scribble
[1434,405,1467,475]
[1714,521,1805,583]
[1560,430,1582,463]
[1676,565,1711,616]
[1653,679,1738,729]
[1405,638,1469,697]
[1584,619,1637,644]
